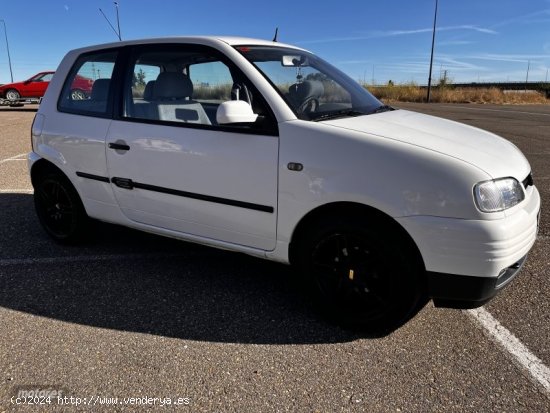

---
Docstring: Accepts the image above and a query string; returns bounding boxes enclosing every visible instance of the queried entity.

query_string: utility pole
[426,0,438,103]
[525,60,530,91]
[0,19,14,82]
[546,68,548,83]
[371,64,375,86]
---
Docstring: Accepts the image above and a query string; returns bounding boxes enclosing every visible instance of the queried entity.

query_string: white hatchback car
[29,36,540,331]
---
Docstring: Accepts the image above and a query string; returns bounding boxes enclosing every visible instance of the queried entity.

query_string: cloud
[339,58,484,72]
[64,5,69,11]
[490,8,550,28]
[438,40,475,46]
[384,25,497,36]
[298,25,497,45]
[467,53,550,63]
[436,56,486,71]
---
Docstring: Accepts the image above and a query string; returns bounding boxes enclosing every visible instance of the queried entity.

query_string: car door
[35,73,54,97]
[24,74,45,97]
[106,44,279,251]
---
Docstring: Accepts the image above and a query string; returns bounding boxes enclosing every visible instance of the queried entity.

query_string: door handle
[108,141,130,151]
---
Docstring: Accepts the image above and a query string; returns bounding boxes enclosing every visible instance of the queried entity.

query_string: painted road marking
[468,307,550,396]
[0,189,33,194]
[0,153,27,164]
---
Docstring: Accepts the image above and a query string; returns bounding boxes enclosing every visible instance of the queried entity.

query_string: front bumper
[396,185,540,307]
[427,255,527,308]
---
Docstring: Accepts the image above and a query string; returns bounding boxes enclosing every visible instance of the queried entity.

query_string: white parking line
[0,153,27,164]
[0,189,33,194]
[468,307,550,396]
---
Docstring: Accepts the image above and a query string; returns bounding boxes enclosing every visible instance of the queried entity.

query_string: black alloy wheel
[34,172,89,243]
[299,216,425,332]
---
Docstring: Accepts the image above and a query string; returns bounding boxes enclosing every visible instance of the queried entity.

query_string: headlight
[474,178,525,212]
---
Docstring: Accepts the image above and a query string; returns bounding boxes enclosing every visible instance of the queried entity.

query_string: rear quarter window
[58,50,118,117]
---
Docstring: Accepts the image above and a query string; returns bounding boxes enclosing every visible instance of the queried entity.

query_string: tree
[438,70,452,88]
[306,72,330,82]
[132,68,147,88]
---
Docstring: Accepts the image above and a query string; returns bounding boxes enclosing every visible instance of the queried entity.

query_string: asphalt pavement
[0,103,548,412]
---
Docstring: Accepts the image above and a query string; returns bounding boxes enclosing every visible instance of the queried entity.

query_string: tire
[33,171,90,244]
[297,214,425,332]
[5,89,20,101]
[70,89,87,100]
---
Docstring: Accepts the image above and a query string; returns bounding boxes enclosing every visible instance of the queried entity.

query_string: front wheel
[5,89,20,101]
[297,216,425,332]
[33,171,90,244]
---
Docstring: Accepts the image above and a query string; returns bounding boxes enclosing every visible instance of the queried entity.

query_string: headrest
[90,79,110,101]
[153,72,193,100]
[143,80,155,101]
[288,80,324,102]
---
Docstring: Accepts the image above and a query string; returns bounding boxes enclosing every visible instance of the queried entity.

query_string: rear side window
[58,51,118,117]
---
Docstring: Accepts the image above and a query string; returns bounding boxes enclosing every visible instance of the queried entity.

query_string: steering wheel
[297,97,319,114]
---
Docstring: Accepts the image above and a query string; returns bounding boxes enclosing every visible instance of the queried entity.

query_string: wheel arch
[30,158,69,188]
[288,201,426,271]
[31,158,90,244]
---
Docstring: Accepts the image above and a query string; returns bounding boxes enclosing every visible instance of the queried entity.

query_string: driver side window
[123,45,277,135]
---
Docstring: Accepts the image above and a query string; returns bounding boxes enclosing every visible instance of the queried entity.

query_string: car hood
[322,109,531,180]
[0,81,23,90]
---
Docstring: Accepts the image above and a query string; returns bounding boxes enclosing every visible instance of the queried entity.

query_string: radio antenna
[272,27,279,42]
[99,3,122,41]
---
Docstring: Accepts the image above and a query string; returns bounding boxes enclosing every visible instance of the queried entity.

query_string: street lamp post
[0,19,14,83]
[426,0,438,103]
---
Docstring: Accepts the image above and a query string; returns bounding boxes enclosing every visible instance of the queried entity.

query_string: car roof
[67,36,307,55]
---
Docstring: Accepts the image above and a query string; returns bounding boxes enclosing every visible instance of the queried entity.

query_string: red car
[0,71,93,102]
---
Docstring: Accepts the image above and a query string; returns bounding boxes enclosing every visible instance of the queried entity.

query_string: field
[368,84,549,104]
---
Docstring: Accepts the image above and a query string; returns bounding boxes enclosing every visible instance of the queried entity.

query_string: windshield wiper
[370,104,395,114]
[312,105,395,122]
[312,109,366,122]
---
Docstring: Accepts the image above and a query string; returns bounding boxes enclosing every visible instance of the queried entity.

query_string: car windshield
[235,46,388,121]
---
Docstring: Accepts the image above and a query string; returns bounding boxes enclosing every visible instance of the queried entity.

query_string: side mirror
[216,100,258,125]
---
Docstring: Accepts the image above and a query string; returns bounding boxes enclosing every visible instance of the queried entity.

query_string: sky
[0,0,549,85]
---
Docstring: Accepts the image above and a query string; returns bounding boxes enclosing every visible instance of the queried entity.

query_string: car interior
[124,50,272,129]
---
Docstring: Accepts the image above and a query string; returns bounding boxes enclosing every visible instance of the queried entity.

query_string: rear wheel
[5,89,20,101]
[298,215,425,332]
[33,171,89,244]
[70,89,87,100]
